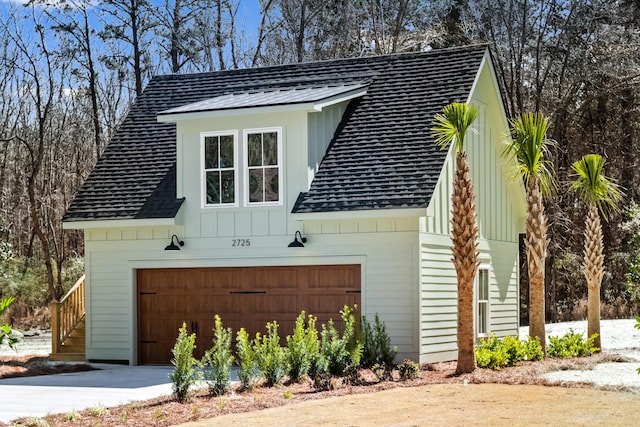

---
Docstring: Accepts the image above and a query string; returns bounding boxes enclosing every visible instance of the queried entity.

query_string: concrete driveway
[0,364,174,423]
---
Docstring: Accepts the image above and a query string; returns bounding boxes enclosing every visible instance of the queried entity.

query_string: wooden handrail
[50,275,86,354]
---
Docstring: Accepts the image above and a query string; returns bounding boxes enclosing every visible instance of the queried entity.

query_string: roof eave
[291,207,427,221]
[157,88,368,122]
[62,217,179,230]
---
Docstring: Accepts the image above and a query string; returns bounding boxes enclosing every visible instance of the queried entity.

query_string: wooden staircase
[50,275,86,361]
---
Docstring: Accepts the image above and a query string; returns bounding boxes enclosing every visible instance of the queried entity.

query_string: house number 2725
[232,239,251,247]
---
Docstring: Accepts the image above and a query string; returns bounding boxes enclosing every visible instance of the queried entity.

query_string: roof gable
[64,45,488,222]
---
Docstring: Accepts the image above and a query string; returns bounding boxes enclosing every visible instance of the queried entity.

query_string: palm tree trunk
[451,152,479,375]
[584,205,604,350]
[525,178,548,353]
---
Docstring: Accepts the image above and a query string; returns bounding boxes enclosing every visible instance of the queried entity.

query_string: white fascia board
[467,48,484,104]
[157,103,315,122]
[62,217,177,230]
[291,207,427,221]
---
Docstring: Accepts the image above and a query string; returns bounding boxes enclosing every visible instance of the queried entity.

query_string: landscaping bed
[5,352,638,427]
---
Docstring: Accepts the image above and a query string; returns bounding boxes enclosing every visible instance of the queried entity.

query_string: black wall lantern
[288,231,307,248]
[165,234,184,251]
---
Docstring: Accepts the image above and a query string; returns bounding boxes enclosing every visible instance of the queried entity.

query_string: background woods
[1,0,640,322]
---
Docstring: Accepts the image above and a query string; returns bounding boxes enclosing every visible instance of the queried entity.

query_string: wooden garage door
[137,264,360,364]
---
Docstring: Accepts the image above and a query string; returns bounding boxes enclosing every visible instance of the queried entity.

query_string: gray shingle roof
[63,45,487,222]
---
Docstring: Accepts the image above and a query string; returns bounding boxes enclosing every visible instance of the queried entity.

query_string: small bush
[201,315,235,396]
[320,305,362,376]
[236,328,261,390]
[168,323,198,403]
[255,321,288,386]
[398,359,420,380]
[547,330,599,358]
[475,334,543,370]
[286,312,318,383]
[321,319,351,376]
[0,295,19,350]
[371,362,393,381]
[360,313,397,368]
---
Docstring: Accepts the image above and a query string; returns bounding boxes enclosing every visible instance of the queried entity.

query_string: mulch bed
[0,355,97,379]
[1,353,635,427]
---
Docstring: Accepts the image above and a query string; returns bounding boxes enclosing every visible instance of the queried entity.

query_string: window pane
[248,169,263,202]
[263,132,278,165]
[205,171,220,204]
[481,270,489,300]
[220,135,234,168]
[221,170,234,203]
[204,136,219,169]
[263,167,278,201]
[247,133,262,166]
[478,302,487,334]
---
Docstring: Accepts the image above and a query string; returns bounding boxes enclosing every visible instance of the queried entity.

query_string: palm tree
[504,112,555,354]
[432,102,480,374]
[569,154,623,350]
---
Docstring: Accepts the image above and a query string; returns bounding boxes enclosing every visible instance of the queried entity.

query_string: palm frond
[431,102,479,153]
[503,112,557,196]
[569,154,624,221]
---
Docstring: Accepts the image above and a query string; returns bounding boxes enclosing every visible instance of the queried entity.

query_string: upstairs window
[244,128,282,205]
[477,267,490,339]
[202,131,237,206]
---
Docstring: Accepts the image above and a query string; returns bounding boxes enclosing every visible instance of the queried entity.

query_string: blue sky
[0,0,262,31]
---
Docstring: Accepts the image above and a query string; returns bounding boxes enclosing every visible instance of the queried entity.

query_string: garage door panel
[308,266,359,288]
[137,264,360,364]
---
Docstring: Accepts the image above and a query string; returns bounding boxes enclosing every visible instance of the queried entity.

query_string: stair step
[61,347,85,353]
[50,353,86,362]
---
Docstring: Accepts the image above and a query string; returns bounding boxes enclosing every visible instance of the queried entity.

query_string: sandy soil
[178,383,639,427]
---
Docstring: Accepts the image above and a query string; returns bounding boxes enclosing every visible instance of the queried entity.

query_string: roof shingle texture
[63,45,487,221]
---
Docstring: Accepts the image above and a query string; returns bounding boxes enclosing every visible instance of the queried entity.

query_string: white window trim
[200,130,239,208]
[243,127,283,207]
[476,265,491,340]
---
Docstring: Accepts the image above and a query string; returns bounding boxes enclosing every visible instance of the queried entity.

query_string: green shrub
[398,359,420,380]
[286,312,318,383]
[547,330,599,358]
[201,315,234,396]
[360,313,397,368]
[0,295,18,350]
[256,321,287,386]
[321,319,351,376]
[168,323,198,402]
[236,328,261,390]
[320,305,363,376]
[475,334,543,370]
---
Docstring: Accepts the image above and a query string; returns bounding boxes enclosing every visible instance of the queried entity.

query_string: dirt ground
[178,383,639,427]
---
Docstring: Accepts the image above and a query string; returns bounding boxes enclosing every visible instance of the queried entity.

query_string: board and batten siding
[307,101,349,187]
[82,217,422,364]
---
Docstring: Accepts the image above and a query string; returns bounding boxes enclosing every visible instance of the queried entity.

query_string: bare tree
[99,0,156,96]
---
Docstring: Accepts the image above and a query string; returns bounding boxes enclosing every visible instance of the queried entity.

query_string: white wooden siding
[419,234,520,363]
[84,221,421,363]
